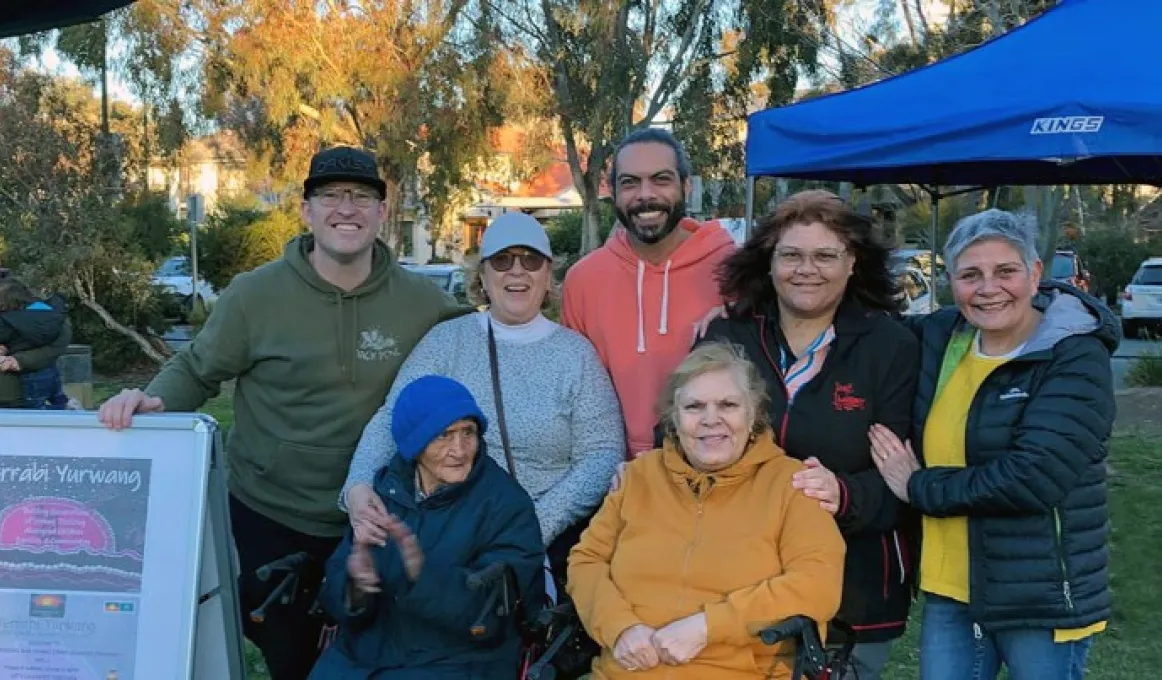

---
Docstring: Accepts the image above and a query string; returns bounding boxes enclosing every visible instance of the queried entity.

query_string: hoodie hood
[1023,281,1120,355]
[284,234,400,383]
[662,428,784,493]
[936,281,1119,396]
[605,218,736,353]
[0,294,67,350]
[561,217,736,457]
[284,233,397,295]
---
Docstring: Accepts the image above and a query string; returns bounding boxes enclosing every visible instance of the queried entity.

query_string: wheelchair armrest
[256,551,313,581]
[758,615,817,646]
[757,616,858,680]
[466,562,520,638]
[467,561,513,591]
[532,601,576,630]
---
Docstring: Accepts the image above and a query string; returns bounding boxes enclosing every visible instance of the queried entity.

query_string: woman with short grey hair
[870,208,1116,679]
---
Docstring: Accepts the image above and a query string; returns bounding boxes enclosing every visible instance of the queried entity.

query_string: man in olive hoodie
[97,146,468,680]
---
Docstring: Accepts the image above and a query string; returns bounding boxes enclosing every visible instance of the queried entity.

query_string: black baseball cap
[303,146,387,199]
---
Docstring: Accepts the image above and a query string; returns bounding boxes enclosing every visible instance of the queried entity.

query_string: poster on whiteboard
[0,413,245,680]
[0,456,151,593]
[0,456,151,679]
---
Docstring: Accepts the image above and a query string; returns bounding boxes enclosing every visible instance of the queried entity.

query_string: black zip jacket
[904,282,1116,632]
[701,298,919,643]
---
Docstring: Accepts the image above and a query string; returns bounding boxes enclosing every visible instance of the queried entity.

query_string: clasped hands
[346,512,424,600]
[612,612,708,672]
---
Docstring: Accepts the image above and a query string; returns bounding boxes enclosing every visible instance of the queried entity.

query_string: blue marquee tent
[745,0,1162,188]
[0,1,135,39]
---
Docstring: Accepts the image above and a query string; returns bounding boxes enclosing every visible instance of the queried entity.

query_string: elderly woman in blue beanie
[310,375,545,680]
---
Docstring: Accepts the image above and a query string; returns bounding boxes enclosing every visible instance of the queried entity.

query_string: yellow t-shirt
[920,337,1105,642]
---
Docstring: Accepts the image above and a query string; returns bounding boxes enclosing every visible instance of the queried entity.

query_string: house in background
[414,125,612,262]
[147,131,279,221]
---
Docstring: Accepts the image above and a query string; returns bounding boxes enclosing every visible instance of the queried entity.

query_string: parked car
[894,265,938,316]
[153,256,218,318]
[1050,250,1092,293]
[154,256,217,301]
[891,248,945,280]
[401,263,468,303]
[1120,256,1162,338]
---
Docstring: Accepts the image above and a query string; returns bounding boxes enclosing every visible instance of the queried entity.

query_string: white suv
[1120,257,1162,337]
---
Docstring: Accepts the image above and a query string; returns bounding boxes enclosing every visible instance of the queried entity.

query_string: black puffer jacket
[0,294,67,352]
[905,282,1117,632]
[703,298,919,643]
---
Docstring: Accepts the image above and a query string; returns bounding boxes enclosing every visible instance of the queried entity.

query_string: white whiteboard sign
[0,412,245,680]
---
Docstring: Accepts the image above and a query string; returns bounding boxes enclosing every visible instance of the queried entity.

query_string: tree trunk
[581,189,603,253]
[1023,185,1064,279]
[75,291,172,364]
[381,177,402,250]
[899,0,919,47]
[913,0,929,38]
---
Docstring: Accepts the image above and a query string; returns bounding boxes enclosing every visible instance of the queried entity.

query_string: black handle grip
[257,551,312,581]
[466,562,510,591]
[758,615,812,646]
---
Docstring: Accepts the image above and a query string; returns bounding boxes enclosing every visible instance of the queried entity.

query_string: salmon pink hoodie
[562,218,736,458]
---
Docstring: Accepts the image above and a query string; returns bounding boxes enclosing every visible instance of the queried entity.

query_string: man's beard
[616,198,686,245]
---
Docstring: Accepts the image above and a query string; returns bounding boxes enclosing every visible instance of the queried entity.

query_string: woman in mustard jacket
[568,341,846,679]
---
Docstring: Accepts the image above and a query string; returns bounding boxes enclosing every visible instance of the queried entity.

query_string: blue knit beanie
[391,375,488,461]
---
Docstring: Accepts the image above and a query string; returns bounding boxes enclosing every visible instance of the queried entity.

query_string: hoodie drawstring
[635,258,674,353]
[335,293,359,384]
[636,260,646,354]
[658,259,671,336]
[351,300,359,385]
[335,293,347,381]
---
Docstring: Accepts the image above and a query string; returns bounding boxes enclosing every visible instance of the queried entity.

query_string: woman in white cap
[341,212,624,594]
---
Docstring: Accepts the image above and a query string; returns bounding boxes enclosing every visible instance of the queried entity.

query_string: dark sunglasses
[488,250,548,272]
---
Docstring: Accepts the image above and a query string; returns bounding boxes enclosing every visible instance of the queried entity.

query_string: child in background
[0,278,70,410]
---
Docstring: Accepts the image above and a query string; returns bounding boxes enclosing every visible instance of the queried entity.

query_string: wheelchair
[469,562,857,680]
[246,551,587,678]
[251,553,856,680]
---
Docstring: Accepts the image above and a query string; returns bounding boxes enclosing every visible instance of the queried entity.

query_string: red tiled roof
[512,159,612,200]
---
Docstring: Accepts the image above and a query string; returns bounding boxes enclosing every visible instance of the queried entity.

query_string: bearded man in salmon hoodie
[562,128,736,459]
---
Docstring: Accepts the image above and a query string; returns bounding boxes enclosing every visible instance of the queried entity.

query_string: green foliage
[546,205,616,271]
[198,203,305,291]
[0,55,175,369]
[1073,228,1157,304]
[1125,347,1162,388]
[118,191,186,262]
[69,271,171,374]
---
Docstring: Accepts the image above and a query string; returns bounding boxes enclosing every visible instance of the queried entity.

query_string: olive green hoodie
[146,235,468,536]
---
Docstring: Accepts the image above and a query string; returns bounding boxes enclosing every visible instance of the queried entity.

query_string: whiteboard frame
[0,411,247,680]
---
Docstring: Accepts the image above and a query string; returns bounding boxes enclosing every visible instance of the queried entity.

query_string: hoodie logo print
[357,328,399,362]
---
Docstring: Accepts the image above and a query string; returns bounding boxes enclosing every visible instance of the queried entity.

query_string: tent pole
[745,176,756,238]
[929,190,940,287]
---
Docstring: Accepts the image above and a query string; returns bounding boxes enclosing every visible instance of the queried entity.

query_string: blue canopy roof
[745,0,1162,187]
[0,1,135,39]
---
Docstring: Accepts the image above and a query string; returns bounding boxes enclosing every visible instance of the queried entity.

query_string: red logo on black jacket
[832,382,866,412]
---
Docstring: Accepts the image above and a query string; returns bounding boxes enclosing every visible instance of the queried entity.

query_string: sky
[31,42,137,103]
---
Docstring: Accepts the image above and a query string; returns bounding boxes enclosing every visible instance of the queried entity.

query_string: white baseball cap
[480,213,553,260]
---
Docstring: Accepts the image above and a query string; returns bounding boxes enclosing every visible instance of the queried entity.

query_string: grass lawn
[92,377,1160,678]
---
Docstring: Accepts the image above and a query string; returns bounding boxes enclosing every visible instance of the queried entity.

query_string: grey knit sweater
[341,312,625,543]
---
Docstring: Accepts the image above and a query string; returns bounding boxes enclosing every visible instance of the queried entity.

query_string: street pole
[187,194,201,314]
